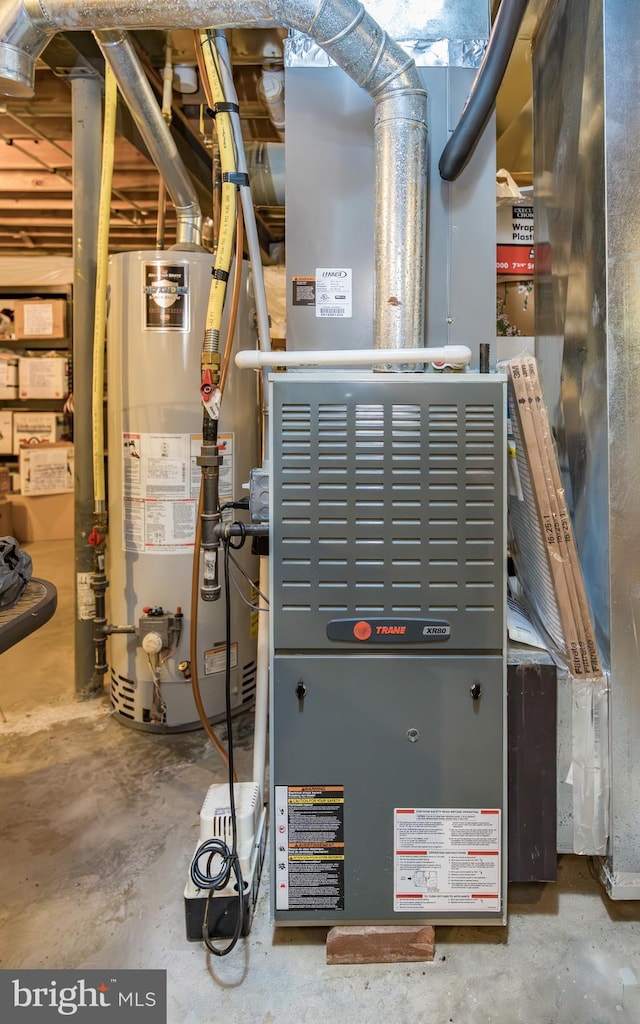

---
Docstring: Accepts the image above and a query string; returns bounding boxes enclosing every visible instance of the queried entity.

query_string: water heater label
[204,643,238,676]
[122,432,196,553]
[122,431,236,553]
[394,808,501,913]
[143,262,189,330]
[315,268,352,318]
[274,785,345,912]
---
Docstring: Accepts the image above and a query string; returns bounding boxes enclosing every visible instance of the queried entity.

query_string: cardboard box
[19,356,68,400]
[13,412,66,453]
[0,410,12,455]
[497,279,535,338]
[10,492,73,542]
[14,298,66,340]
[0,354,18,399]
[0,497,13,536]
[19,442,74,496]
[497,199,534,276]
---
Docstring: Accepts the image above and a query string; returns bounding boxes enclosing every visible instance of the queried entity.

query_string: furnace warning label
[315,268,352,318]
[275,785,344,912]
[292,276,316,306]
[394,808,501,913]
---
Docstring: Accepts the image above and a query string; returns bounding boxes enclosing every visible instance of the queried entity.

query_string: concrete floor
[1,540,640,1024]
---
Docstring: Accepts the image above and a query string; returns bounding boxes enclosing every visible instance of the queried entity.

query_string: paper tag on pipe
[202,387,221,420]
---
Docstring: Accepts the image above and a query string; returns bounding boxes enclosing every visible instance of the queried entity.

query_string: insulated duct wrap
[0,0,427,351]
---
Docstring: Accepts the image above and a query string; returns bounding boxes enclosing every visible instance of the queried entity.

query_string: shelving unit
[0,284,73,524]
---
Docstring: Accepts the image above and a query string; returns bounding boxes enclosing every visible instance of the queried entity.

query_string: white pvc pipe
[235,346,473,371]
[252,555,269,805]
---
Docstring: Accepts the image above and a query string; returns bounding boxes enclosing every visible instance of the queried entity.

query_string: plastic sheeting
[286,34,487,68]
[262,265,286,341]
[509,641,610,857]
[0,257,73,286]
[570,672,610,855]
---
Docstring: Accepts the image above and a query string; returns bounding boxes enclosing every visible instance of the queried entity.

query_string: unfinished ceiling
[0,29,286,257]
[0,20,535,258]
[496,6,536,184]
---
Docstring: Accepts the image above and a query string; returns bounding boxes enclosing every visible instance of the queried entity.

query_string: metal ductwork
[0,0,427,352]
[94,30,202,250]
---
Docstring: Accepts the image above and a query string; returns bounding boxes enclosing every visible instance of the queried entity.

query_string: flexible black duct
[439,0,529,182]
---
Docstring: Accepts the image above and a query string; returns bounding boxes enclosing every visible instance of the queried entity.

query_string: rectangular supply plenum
[271,373,506,651]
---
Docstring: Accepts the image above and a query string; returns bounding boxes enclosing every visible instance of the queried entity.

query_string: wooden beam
[0,171,163,192]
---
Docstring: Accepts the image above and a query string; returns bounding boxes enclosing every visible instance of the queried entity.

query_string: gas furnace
[270,371,506,926]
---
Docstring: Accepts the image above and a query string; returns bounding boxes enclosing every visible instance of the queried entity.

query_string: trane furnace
[270,371,507,926]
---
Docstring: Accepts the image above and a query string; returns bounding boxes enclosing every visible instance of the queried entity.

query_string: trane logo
[341,619,451,643]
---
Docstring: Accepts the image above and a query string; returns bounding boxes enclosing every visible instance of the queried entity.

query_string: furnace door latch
[295,681,307,710]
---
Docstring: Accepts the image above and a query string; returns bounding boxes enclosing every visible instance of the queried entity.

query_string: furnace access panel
[269,372,506,925]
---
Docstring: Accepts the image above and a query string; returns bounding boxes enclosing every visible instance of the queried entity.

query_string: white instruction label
[23,303,53,336]
[274,786,290,910]
[204,643,238,676]
[394,808,501,913]
[122,431,195,553]
[76,572,96,621]
[315,268,352,318]
[121,431,235,554]
[189,432,234,502]
[274,785,345,912]
[123,432,189,500]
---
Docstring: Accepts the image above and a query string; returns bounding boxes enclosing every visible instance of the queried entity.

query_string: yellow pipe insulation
[92,62,117,513]
[198,30,237,348]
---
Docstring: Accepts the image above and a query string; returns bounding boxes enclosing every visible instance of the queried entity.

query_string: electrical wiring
[190,484,236,776]
[227,565,269,614]
[228,550,269,605]
[188,28,252,957]
[188,189,244,770]
[189,536,245,957]
[147,653,164,724]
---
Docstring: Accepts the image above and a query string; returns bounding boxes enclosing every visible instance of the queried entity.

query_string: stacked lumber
[508,356,602,679]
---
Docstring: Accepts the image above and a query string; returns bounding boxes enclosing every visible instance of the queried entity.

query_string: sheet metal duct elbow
[94,29,203,250]
[0,0,51,99]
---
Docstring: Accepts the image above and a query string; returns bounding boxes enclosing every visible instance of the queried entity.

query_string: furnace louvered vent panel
[273,376,505,651]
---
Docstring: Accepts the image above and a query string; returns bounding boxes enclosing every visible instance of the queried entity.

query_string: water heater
[106,250,259,731]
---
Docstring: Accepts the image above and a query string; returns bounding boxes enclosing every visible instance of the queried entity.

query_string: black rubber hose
[439,0,530,182]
